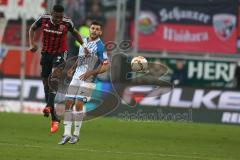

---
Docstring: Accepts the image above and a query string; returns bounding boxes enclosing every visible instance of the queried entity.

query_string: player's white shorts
[65,78,96,102]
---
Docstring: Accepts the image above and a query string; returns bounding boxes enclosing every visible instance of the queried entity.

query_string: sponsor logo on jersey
[43,29,62,34]
[59,25,65,31]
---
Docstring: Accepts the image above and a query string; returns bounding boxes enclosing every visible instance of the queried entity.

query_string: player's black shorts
[40,52,65,78]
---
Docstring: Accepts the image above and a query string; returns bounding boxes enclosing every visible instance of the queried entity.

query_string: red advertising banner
[0,49,40,77]
[0,0,8,5]
[132,0,238,54]
[134,23,237,53]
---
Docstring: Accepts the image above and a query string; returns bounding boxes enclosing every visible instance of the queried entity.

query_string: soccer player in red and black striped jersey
[29,4,88,133]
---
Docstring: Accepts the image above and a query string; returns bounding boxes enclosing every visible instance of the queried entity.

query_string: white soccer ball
[131,56,148,72]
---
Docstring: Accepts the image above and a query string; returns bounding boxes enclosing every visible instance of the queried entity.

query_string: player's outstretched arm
[95,62,109,74]
[71,28,84,44]
[29,25,38,52]
[79,62,109,81]
[71,28,89,55]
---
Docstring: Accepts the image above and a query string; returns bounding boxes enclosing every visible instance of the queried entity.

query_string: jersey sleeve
[67,19,75,33]
[97,42,108,65]
[63,17,75,32]
[31,15,42,30]
[78,38,87,56]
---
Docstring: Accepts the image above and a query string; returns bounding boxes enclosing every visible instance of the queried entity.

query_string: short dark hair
[90,20,103,28]
[53,4,64,13]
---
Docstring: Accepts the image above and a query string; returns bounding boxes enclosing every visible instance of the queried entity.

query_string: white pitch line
[0,142,219,160]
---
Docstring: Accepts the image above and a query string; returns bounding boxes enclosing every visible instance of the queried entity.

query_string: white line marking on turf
[0,142,216,160]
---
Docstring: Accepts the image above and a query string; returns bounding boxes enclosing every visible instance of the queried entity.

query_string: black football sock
[44,86,49,103]
[48,91,59,121]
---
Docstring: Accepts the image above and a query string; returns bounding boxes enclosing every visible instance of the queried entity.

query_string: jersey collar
[87,37,100,43]
[50,16,62,26]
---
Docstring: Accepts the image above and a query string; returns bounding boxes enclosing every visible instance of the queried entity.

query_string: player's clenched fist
[29,43,38,52]
[79,71,93,81]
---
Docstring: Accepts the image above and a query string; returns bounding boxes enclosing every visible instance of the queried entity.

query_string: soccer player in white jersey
[58,21,109,145]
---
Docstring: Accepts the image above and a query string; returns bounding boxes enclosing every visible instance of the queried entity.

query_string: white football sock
[73,111,84,136]
[73,121,82,136]
[63,110,73,136]
[63,121,72,136]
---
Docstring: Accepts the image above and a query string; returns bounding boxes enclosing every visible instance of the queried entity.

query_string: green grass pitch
[0,112,239,160]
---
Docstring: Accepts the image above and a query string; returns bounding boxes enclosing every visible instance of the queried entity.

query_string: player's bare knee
[52,68,61,78]
[75,100,83,111]
[65,99,74,110]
